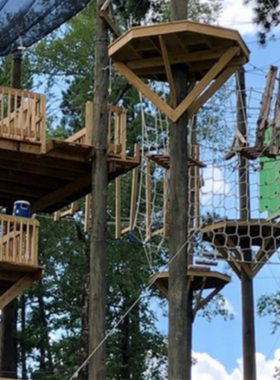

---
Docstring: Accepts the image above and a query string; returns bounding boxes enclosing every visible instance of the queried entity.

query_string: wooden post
[236,67,257,380]
[0,51,22,379]
[169,2,190,380]
[88,2,109,379]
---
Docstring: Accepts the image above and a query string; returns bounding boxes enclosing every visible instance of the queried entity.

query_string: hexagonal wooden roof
[109,20,250,82]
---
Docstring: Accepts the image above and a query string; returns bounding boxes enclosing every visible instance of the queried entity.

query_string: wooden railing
[0,86,46,152]
[66,102,127,158]
[0,215,39,266]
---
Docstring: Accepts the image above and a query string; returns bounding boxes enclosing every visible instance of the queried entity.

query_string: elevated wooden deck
[225,146,277,160]
[200,219,280,278]
[0,89,140,214]
[109,21,249,122]
[146,153,206,169]
[0,214,42,309]
[150,267,230,318]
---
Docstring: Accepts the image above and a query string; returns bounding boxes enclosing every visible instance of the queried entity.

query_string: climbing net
[130,66,280,276]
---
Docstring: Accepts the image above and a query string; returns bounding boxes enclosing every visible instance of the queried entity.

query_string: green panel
[259,127,280,215]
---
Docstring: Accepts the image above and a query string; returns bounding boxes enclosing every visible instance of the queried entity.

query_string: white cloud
[193,349,280,380]
[218,0,256,35]
[145,350,280,379]
[201,166,231,207]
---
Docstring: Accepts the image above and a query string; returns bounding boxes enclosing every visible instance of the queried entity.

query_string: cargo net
[131,66,280,276]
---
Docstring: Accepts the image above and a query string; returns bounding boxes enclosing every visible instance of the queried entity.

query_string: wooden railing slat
[0,215,39,267]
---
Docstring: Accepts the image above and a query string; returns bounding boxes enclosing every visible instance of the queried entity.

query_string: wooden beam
[270,73,280,155]
[115,177,121,239]
[174,46,240,120]
[127,50,223,71]
[99,10,120,38]
[0,273,41,310]
[255,65,277,148]
[163,168,169,236]
[226,236,253,278]
[213,236,241,278]
[189,66,238,117]
[84,194,91,233]
[145,161,152,240]
[31,173,91,213]
[159,35,176,108]
[113,62,178,121]
[193,285,224,319]
[129,167,139,231]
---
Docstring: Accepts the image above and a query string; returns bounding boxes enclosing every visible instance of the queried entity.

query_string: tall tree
[244,0,280,43]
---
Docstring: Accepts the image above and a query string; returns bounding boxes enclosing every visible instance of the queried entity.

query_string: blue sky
[152,1,280,378]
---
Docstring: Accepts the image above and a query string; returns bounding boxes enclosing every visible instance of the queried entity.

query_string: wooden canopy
[109,20,250,122]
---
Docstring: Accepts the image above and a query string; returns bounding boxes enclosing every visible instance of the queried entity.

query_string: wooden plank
[65,128,86,143]
[86,101,94,145]
[0,272,41,310]
[145,161,152,240]
[255,65,277,148]
[270,73,280,155]
[189,66,238,116]
[174,46,240,119]
[163,169,169,236]
[127,50,224,70]
[129,167,139,231]
[31,173,91,213]
[213,237,241,278]
[84,194,91,233]
[100,0,112,11]
[99,10,120,38]
[113,62,178,121]
[108,21,250,59]
[193,286,224,319]
[159,35,176,108]
[115,177,121,239]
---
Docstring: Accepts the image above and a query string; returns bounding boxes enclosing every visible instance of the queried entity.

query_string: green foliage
[244,0,280,44]
[258,291,280,334]
[10,1,237,378]
[162,0,223,23]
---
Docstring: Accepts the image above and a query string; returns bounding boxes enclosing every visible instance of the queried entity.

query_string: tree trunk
[37,281,53,373]
[20,295,27,380]
[78,242,89,380]
[0,51,22,379]
[169,1,190,380]
[88,1,109,379]
[236,68,256,380]
[0,300,17,378]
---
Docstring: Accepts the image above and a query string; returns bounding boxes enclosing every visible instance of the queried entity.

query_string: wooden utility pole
[236,67,257,380]
[0,51,22,379]
[88,0,109,379]
[169,1,190,379]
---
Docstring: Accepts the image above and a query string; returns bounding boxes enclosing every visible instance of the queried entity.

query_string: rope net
[131,67,280,277]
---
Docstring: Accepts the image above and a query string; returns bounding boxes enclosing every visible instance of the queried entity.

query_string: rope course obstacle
[3,15,280,380]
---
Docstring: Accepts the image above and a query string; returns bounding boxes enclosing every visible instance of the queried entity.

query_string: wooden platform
[225,146,277,160]
[109,21,249,122]
[0,261,42,309]
[146,153,206,169]
[150,267,230,318]
[200,219,280,278]
[0,138,139,214]
[150,268,230,297]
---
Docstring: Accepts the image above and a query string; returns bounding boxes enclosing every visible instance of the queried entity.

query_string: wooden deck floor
[0,137,139,213]
[149,268,230,298]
